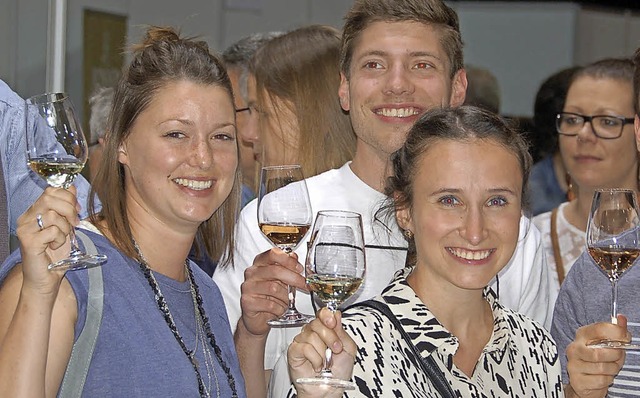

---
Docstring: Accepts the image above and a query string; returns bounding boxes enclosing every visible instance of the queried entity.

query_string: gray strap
[58,230,104,398]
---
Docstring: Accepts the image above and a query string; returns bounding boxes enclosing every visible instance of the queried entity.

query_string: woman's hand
[288,308,357,398]
[565,315,629,398]
[15,186,80,296]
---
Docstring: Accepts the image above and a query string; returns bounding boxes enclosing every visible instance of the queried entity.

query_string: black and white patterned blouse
[288,267,564,397]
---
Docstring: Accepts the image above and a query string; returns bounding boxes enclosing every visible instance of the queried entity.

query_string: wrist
[236,318,269,342]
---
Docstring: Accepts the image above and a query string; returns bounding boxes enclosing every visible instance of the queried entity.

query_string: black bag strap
[58,230,104,398]
[349,299,456,398]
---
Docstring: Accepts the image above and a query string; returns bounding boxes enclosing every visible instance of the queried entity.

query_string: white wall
[2,0,640,118]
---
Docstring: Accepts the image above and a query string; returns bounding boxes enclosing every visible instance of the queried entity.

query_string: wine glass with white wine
[25,92,107,270]
[586,188,640,349]
[257,165,314,327]
[296,210,366,390]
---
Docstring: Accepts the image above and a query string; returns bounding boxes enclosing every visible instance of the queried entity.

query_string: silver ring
[36,213,44,231]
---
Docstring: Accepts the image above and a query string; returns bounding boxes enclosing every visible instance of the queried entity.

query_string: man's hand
[239,248,306,337]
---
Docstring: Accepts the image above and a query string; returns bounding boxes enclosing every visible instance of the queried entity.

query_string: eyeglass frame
[235,106,251,114]
[556,112,635,140]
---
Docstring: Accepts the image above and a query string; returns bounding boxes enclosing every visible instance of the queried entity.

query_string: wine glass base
[267,311,314,328]
[296,376,356,390]
[588,339,640,350]
[48,253,108,271]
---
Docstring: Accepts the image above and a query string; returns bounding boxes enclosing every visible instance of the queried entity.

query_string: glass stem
[611,279,619,324]
[287,285,298,311]
[68,227,84,256]
[319,304,338,376]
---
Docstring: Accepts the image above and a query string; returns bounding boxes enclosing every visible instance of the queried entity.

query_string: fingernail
[333,341,342,351]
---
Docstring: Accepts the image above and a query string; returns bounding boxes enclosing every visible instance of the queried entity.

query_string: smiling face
[397,138,522,293]
[118,80,238,231]
[560,76,638,191]
[339,21,467,161]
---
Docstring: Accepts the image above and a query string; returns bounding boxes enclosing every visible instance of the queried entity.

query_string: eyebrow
[431,187,518,196]
[358,50,443,61]
[158,119,235,130]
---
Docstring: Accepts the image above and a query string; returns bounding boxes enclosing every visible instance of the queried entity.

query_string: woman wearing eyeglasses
[532,58,638,295]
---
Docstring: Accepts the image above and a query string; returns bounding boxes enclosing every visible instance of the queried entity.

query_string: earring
[403,229,414,240]
[565,173,575,201]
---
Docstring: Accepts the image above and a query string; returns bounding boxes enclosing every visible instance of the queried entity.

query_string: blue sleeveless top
[0,230,246,397]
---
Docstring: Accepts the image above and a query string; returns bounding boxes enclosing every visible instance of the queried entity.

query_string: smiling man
[213,1,554,397]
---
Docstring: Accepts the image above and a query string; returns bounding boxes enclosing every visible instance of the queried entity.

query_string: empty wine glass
[25,93,107,270]
[296,210,366,390]
[586,188,640,349]
[257,165,314,327]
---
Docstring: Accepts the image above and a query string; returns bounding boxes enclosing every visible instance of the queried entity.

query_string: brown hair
[250,25,355,178]
[340,0,463,79]
[88,26,240,268]
[382,106,532,265]
[635,49,640,115]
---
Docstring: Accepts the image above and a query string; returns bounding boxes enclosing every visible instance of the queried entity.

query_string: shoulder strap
[58,230,104,398]
[349,299,456,398]
[550,207,566,285]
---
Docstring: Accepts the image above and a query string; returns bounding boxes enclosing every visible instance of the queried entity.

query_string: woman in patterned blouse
[287,106,564,397]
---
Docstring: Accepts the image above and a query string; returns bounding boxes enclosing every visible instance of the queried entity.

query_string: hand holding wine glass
[586,188,640,349]
[257,165,313,327]
[296,210,366,390]
[25,93,107,270]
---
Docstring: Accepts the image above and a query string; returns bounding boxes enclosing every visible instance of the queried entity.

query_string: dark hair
[383,106,532,265]
[250,25,355,178]
[88,26,240,268]
[635,48,640,115]
[340,0,463,79]
[531,66,581,159]
[464,64,500,114]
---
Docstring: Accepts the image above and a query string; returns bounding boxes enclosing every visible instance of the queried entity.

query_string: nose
[190,136,213,169]
[242,111,260,144]
[575,119,598,143]
[459,206,487,245]
[383,63,415,96]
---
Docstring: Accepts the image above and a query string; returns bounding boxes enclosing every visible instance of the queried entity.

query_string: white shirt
[213,162,555,377]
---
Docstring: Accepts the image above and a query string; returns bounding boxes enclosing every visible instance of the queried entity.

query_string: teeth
[174,178,213,190]
[376,107,420,118]
[448,248,492,261]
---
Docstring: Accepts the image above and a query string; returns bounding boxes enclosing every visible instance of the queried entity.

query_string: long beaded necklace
[133,241,238,398]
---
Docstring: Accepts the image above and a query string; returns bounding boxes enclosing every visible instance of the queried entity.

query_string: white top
[213,162,555,378]
[533,202,585,297]
[285,267,563,398]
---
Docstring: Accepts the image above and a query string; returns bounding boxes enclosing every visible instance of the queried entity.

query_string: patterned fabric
[533,202,585,296]
[287,267,564,398]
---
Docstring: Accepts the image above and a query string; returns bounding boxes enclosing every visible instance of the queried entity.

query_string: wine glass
[25,92,107,270]
[257,165,314,327]
[296,210,366,390]
[586,188,640,349]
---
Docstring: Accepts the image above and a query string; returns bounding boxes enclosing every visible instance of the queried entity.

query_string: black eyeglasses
[235,107,251,114]
[556,112,634,140]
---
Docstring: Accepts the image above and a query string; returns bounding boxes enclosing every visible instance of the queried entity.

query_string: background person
[222,31,283,207]
[287,106,562,398]
[533,58,637,293]
[527,66,581,216]
[247,24,355,176]
[0,26,245,397]
[550,51,640,398]
[86,86,114,183]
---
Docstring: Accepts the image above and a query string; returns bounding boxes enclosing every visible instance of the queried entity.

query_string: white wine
[588,246,640,279]
[259,223,310,250]
[307,274,363,306]
[29,158,84,188]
